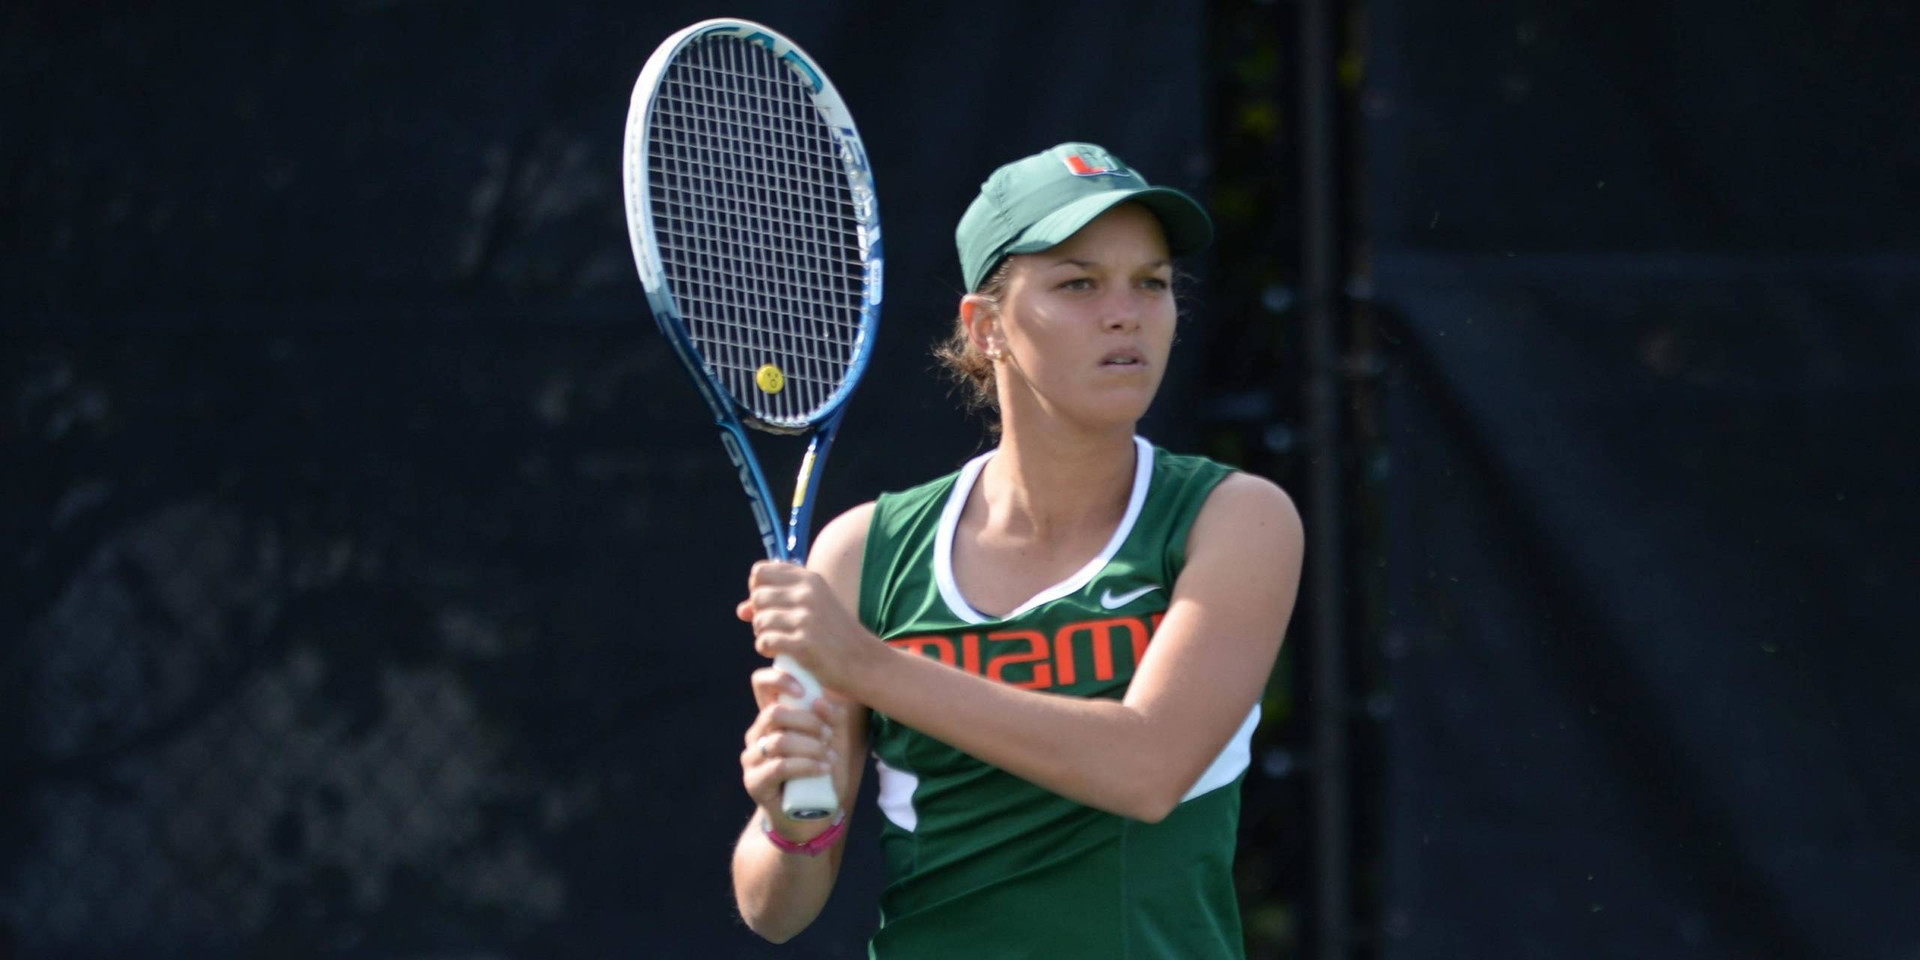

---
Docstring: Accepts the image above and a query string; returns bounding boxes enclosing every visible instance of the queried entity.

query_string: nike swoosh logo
[1099,585,1162,610]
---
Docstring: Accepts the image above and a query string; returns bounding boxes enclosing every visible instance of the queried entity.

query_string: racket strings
[647,35,868,427]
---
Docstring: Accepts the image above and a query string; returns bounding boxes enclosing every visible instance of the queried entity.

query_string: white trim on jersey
[874,757,920,831]
[1182,705,1260,802]
[933,435,1155,624]
[874,704,1256,833]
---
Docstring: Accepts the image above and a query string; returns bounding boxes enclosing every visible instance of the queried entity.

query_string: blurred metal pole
[1297,0,1351,956]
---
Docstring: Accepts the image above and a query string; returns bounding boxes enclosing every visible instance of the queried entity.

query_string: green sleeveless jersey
[857,437,1254,960]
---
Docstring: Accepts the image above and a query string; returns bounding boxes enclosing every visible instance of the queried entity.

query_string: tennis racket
[622,19,881,820]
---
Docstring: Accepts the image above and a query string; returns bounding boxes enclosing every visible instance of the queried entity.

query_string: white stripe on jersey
[1181,705,1260,802]
[875,757,920,831]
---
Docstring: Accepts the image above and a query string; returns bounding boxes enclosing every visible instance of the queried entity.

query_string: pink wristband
[762,812,847,857]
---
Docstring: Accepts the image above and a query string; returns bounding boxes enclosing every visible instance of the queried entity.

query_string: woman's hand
[737,560,883,693]
[740,667,853,841]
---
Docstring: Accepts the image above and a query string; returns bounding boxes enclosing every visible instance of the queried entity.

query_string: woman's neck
[977,417,1137,544]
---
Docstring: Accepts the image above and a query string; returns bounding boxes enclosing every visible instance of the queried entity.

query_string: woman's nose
[1101,292,1142,331]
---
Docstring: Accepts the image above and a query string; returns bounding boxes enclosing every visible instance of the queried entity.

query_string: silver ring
[757,735,771,761]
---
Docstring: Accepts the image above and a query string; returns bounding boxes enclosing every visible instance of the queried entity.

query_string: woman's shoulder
[1189,471,1305,556]
[809,501,878,605]
[813,500,881,558]
[1159,469,1304,612]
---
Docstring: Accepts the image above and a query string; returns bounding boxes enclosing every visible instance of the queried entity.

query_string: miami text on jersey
[885,614,1166,692]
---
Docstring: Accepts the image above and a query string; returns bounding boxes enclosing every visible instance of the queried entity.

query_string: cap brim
[1002,187,1214,261]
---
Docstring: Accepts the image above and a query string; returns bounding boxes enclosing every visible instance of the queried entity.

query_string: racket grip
[773,654,840,820]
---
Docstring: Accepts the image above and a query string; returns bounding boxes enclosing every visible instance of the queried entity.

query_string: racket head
[623,19,883,436]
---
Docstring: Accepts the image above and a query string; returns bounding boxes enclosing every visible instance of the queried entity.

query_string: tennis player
[731,142,1304,957]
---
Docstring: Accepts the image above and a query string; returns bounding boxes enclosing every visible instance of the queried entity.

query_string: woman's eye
[1059,277,1094,290]
[1141,276,1171,292]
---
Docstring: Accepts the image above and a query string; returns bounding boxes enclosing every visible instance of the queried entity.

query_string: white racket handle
[773,654,839,820]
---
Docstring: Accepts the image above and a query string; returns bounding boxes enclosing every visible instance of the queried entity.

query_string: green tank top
[858,437,1252,960]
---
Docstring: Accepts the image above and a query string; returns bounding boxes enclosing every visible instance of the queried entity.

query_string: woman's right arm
[730,686,868,941]
[730,502,875,942]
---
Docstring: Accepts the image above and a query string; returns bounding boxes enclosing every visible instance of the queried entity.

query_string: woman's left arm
[746,472,1304,822]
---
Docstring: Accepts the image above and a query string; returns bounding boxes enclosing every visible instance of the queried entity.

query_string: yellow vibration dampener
[755,363,785,395]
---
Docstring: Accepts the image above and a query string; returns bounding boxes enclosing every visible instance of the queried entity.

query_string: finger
[745,697,822,737]
[764,703,829,739]
[742,711,775,749]
[736,599,754,622]
[742,744,831,780]
[751,607,804,635]
[749,560,793,589]
[758,730,830,763]
[745,757,832,812]
[750,584,800,612]
[744,756,805,809]
[755,631,811,662]
[751,668,806,704]
[744,703,829,745]
[743,765,778,808]
[769,755,832,781]
[743,740,845,811]
[754,630,792,659]
[811,697,845,728]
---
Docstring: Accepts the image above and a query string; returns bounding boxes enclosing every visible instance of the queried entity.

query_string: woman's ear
[961,295,1006,360]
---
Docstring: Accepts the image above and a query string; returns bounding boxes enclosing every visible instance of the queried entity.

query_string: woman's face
[979,203,1177,432]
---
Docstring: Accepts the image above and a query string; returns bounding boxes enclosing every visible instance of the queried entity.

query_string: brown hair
[932,258,1015,422]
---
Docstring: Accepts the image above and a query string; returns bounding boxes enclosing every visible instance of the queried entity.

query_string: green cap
[956,142,1213,291]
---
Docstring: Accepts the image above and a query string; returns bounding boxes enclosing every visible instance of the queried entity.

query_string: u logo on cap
[1062,147,1126,178]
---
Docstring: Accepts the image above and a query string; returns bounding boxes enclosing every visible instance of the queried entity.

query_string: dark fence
[1367,0,1920,956]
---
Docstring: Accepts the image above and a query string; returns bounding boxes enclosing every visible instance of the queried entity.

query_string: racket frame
[625,18,881,562]
[622,18,882,818]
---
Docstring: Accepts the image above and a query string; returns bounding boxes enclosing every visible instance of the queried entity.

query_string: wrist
[762,811,847,856]
[761,807,832,844]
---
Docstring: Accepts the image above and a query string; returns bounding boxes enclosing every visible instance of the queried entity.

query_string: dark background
[3,1,1915,958]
